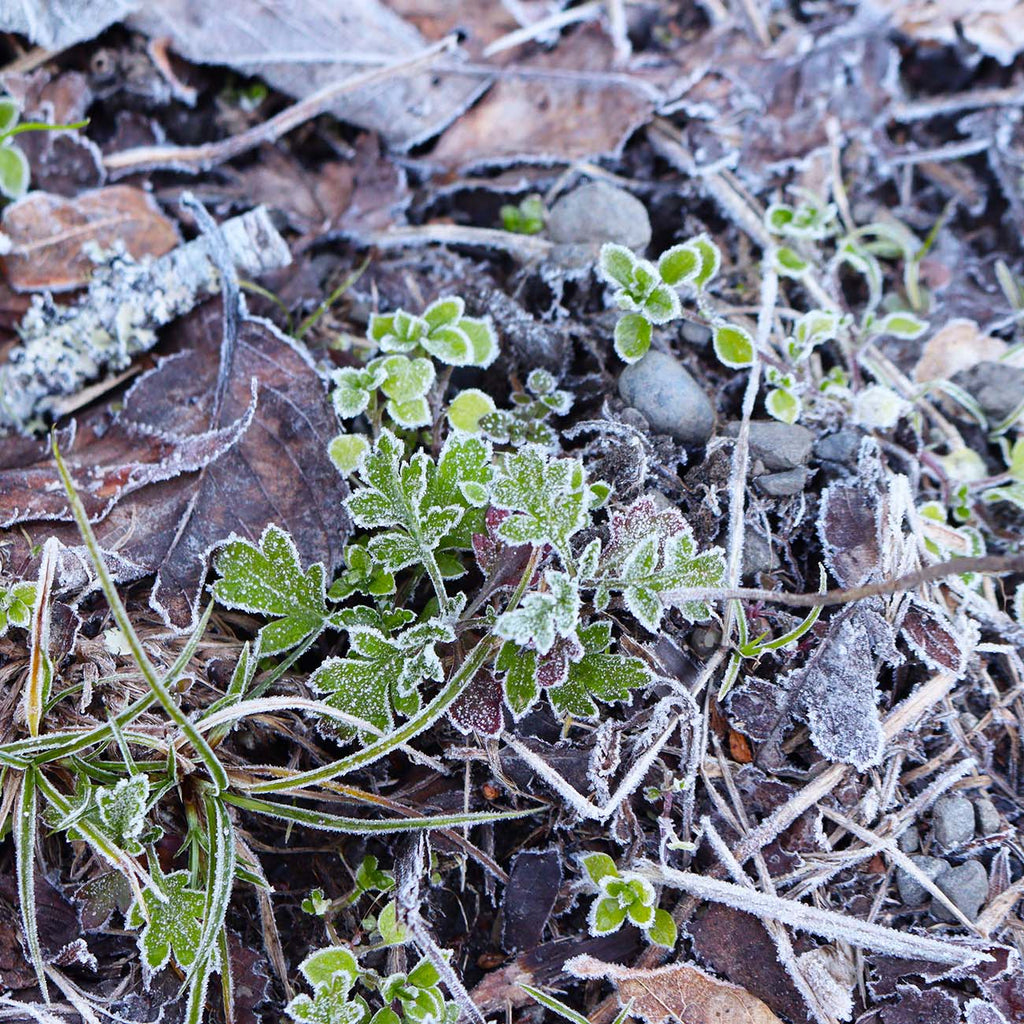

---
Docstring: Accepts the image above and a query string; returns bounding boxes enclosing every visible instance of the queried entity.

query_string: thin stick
[103,36,457,177]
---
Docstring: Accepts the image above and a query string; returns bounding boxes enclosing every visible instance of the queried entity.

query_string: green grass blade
[521,985,591,1024]
[52,438,228,794]
[15,769,48,1002]
[187,792,236,988]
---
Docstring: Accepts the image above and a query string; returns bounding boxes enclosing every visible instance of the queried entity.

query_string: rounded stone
[931,860,988,922]
[722,420,814,470]
[618,350,715,447]
[897,855,948,906]
[932,794,975,848]
[975,798,1000,837]
[755,468,808,497]
[548,182,651,250]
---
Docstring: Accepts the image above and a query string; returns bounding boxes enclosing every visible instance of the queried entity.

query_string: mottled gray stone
[932,794,975,848]
[741,530,779,578]
[899,829,920,854]
[897,855,948,906]
[618,351,715,446]
[756,468,808,497]
[814,429,863,465]
[975,799,1000,837]
[548,182,651,250]
[723,420,814,470]
[931,860,988,922]
[953,361,1024,425]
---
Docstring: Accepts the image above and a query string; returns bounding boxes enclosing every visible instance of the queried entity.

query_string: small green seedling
[579,852,676,948]
[0,94,89,200]
[500,194,545,235]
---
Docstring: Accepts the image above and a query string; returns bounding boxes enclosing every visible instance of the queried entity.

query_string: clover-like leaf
[213,524,337,655]
[126,870,206,972]
[370,309,426,354]
[332,365,387,420]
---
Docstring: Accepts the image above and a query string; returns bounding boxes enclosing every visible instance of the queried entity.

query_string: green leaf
[690,234,721,289]
[15,771,46,1000]
[494,570,579,655]
[589,896,627,936]
[375,899,407,945]
[642,283,681,324]
[613,313,652,363]
[1008,438,1024,482]
[0,580,35,637]
[310,619,453,735]
[212,524,334,655]
[873,311,928,340]
[598,242,638,288]
[712,322,754,369]
[301,947,360,990]
[287,974,368,1024]
[371,309,425,353]
[774,246,809,278]
[0,97,19,136]
[647,907,677,948]
[547,640,651,718]
[95,774,149,853]
[329,433,370,475]
[0,144,29,200]
[386,395,432,428]
[331,365,386,419]
[376,355,434,404]
[657,243,698,286]
[765,387,801,424]
[491,445,590,564]
[496,641,539,717]
[422,324,472,365]
[580,852,619,885]
[126,869,207,972]
[456,317,499,367]
[423,296,465,331]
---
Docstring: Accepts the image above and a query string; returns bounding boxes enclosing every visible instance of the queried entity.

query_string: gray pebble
[722,420,814,470]
[897,855,948,906]
[681,320,711,346]
[618,351,715,447]
[932,794,976,849]
[975,799,1000,837]
[741,530,779,578]
[548,182,651,251]
[814,429,863,465]
[953,361,1024,424]
[756,468,808,497]
[931,860,988,922]
[898,829,920,854]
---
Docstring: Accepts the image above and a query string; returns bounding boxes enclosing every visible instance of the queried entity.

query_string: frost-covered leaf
[873,311,928,340]
[496,640,539,718]
[817,479,882,588]
[547,622,651,719]
[371,309,426,354]
[647,909,677,949]
[449,669,503,737]
[213,524,337,655]
[0,144,29,201]
[329,433,370,475]
[0,580,35,636]
[447,389,495,434]
[773,246,810,278]
[901,601,976,675]
[765,388,800,424]
[854,384,907,429]
[494,570,579,655]
[95,775,149,855]
[658,234,719,290]
[491,446,591,563]
[595,499,725,631]
[425,433,494,554]
[310,618,454,735]
[126,869,206,972]
[599,243,638,289]
[795,611,886,770]
[614,313,652,363]
[581,852,619,885]
[713,322,754,369]
[331,365,387,420]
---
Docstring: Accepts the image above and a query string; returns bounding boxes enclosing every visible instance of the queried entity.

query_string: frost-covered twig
[0,206,290,433]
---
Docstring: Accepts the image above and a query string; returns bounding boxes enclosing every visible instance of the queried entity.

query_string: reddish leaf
[817,480,881,588]
[450,669,503,737]
[901,602,971,675]
[1,186,180,293]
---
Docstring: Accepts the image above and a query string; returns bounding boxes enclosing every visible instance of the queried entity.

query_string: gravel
[755,467,809,496]
[618,350,716,447]
[932,794,976,849]
[897,855,948,906]
[931,860,989,922]
[723,420,815,470]
[548,181,651,250]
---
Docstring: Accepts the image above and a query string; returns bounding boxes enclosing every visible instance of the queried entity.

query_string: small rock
[722,420,814,470]
[618,351,716,447]
[814,429,863,465]
[756,468,808,497]
[899,829,920,854]
[953,361,1024,425]
[548,182,651,251]
[681,320,711,345]
[741,530,779,578]
[975,799,1000,837]
[931,860,988,922]
[897,855,948,906]
[932,794,975,848]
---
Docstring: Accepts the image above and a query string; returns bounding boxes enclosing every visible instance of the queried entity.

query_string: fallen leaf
[127,0,488,150]
[817,478,882,588]
[913,319,1006,383]
[1,301,351,631]
[1,186,179,293]
[501,849,562,953]
[880,985,960,1024]
[428,25,654,169]
[727,728,754,764]
[566,953,784,1024]
[901,601,976,676]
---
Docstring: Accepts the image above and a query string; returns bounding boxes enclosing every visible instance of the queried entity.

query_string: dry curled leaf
[1,186,180,293]
[566,954,784,1024]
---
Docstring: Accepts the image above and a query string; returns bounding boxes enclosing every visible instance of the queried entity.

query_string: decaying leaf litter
[0,2,1022,1023]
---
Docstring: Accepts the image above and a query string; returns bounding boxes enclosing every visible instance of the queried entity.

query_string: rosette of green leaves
[369,296,498,368]
[0,579,35,637]
[579,853,676,948]
[477,368,573,448]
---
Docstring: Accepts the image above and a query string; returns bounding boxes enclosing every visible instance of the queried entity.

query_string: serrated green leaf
[548,646,651,719]
[712,322,754,369]
[127,869,206,972]
[613,313,652,363]
[496,641,539,717]
[495,570,579,655]
[212,524,333,655]
[0,580,35,637]
[95,775,149,851]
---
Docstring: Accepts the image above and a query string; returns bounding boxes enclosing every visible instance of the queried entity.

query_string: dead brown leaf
[1,301,350,631]
[1,186,180,293]
[913,319,1006,383]
[566,953,784,1024]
